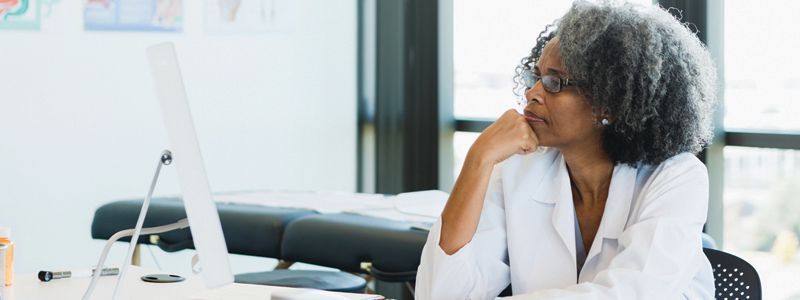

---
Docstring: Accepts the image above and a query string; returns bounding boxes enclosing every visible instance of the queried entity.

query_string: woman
[416,1,717,299]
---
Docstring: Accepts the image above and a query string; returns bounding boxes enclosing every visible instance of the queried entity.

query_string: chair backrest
[703,248,762,300]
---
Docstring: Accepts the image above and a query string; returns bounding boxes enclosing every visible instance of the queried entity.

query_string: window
[724,1,800,131]
[453,131,480,179]
[722,2,800,298]
[723,147,800,299]
[452,0,653,177]
[453,0,575,119]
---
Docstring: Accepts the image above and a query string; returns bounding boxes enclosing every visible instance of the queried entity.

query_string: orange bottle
[0,227,13,286]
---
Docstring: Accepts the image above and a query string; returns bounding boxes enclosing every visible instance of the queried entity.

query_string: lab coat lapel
[532,154,577,273]
[583,163,637,265]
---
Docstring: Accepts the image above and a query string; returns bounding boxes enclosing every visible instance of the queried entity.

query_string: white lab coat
[416,148,714,299]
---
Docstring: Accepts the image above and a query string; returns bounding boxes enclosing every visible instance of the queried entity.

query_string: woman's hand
[468,109,540,166]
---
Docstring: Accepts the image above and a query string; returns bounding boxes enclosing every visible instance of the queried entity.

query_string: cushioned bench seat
[91,198,317,258]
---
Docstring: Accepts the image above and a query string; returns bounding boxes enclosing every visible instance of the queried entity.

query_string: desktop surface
[4,266,382,300]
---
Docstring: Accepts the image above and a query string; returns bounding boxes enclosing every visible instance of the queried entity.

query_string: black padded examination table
[91,197,316,258]
[90,197,428,292]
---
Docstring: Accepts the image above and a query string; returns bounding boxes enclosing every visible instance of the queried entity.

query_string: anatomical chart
[84,0,183,32]
[0,0,40,30]
[205,0,279,34]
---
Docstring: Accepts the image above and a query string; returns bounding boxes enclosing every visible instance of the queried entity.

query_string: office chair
[704,248,762,300]
[497,238,762,300]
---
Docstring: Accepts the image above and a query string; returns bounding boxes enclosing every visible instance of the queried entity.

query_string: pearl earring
[601,118,609,126]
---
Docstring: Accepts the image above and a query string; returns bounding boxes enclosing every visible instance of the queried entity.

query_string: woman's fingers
[469,109,541,165]
[517,136,538,154]
[517,115,539,155]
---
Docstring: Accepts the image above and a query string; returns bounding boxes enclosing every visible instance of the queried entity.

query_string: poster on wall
[0,0,41,30]
[204,0,280,34]
[84,0,183,32]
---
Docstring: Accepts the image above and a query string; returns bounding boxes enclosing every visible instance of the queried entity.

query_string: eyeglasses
[521,70,582,94]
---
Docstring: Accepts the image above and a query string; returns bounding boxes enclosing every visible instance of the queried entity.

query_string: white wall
[0,0,357,275]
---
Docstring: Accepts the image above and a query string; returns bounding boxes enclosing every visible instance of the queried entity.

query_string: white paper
[215,191,393,214]
[214,190,448,225]
[393,190,448,219]
[187,284,271,300]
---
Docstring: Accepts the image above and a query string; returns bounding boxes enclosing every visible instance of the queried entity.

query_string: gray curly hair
[513,0,717,165]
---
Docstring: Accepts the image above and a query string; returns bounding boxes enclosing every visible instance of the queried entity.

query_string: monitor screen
[146,42,234,288]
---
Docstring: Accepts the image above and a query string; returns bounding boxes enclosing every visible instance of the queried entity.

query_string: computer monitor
[146,42,234,288]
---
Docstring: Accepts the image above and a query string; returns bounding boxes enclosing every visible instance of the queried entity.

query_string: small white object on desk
[213,189,449,224]
[392,190,448,219]
[5,265,382,300]
[214,191,393,214]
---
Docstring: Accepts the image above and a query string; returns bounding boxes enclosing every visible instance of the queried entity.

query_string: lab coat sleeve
[415,165,511,300]
[502,155,712,300]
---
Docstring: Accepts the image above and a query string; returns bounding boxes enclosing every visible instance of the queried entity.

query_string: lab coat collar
[530,154,578,276]
[596,164,637,240]
[532,153,637,236]
[529,152,638,275]
[530,152,566,205]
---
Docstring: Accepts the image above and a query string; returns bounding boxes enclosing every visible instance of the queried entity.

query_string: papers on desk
[214,190,448,226]
[188,285,374,300]
[348,190,447,225]
[394,190,448,218]
[271,288,367,300]
[215,191,390,214]
[187,283,271,299]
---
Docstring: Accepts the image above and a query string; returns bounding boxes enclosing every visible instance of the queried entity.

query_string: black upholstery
[497,245,755,299]
[235,270,366,293]
[704,248,761,300]
[281,213,428,281]
[91,199,427,293]
[91,198,317,258]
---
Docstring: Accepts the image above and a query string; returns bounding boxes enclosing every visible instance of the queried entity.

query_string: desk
[3,266,383,300]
